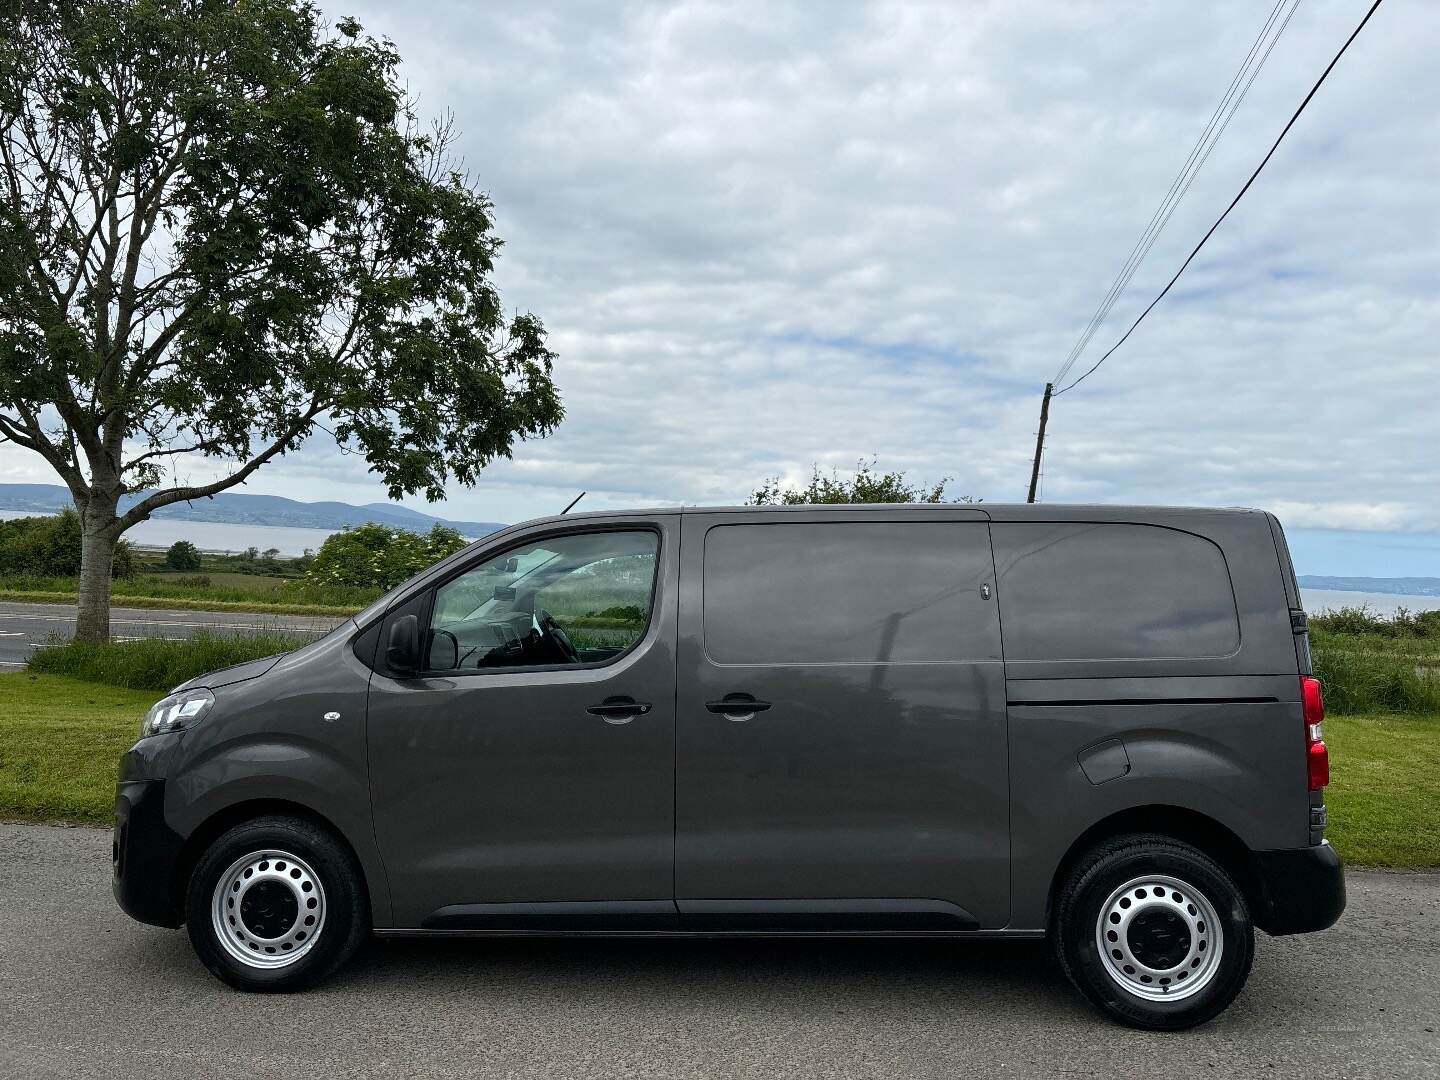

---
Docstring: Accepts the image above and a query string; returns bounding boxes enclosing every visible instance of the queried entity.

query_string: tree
[164,539,201,571]
[750,459,976,505]
[0,2,561,640]
[305,522,467,591]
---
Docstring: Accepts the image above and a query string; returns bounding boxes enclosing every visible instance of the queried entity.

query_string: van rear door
[674,508,1010,930]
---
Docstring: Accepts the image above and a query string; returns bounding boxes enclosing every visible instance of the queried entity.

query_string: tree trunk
[75,505,120,644]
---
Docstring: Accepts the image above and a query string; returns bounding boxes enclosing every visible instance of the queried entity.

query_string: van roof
[498,502,1268,531]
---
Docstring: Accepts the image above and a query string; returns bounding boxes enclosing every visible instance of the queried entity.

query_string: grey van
[113,504,1343,1029]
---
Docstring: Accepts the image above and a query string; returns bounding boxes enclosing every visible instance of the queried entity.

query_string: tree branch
[0,409,89,496]
[113,395,330,533]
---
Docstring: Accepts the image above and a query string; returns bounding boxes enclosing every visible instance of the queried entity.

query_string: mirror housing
[386,613,420,674]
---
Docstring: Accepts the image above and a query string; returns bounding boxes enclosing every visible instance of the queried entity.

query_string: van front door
[675,510,1010,929]
[366,520,678,929]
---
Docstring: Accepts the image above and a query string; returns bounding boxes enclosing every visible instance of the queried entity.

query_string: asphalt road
[0,599,344,667]
[0,825,1436,1079]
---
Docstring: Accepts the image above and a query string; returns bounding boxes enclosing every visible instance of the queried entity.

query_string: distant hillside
[0,483,504,538]
[1299,575,1440,598]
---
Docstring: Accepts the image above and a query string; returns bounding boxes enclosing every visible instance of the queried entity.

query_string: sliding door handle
[705,694,772,720]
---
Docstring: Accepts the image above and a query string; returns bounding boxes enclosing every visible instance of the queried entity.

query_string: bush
[305,522,469,591]
[751,458,976,505]
[0,508,135,578]
[27,629,307,692]
[1309,605,1440,638]
[164,540,203,571]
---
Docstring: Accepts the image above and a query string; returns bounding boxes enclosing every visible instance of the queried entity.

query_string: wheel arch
[1046,804,1262,929]
[173,798,384,926]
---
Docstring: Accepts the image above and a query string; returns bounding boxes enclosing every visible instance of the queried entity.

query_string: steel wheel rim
[211,849,326,969]
[1094,873,1223,1002]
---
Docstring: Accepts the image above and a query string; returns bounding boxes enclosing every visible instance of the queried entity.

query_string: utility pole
[1026,383,1053,504]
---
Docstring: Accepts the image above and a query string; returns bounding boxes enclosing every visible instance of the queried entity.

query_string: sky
[2,0,1436,576]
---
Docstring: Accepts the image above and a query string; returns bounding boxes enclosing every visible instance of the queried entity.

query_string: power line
[1053,0,1299,388]
[1055,0,1305,388]
[1055,0,1383,397]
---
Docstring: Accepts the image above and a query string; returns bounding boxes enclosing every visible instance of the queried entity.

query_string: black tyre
[185,815,368,991]
[1053,834,1254,1030]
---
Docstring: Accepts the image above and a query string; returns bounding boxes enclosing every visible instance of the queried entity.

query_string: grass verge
[0,588,358,617]
[1,670,1435,867]
[0,572,374,615]
[1324,712,1440,867]
[27,629,303,692]
[0,673,156,823]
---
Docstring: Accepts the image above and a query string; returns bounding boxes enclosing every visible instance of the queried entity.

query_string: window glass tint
[427,530,658,671]
[993,523,1239,661]
[702,522,1000,665]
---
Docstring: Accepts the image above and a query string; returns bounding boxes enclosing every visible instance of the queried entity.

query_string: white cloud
[4,0,1436,545]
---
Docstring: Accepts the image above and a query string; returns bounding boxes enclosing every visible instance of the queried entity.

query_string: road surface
[0,824,1435,1079]
[0,599,344,667]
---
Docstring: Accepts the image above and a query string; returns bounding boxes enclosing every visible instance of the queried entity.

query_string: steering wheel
[537,608,581,664]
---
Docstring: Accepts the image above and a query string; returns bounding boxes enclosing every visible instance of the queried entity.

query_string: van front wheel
[1054,834,1254,1029]
[185,815,368,991]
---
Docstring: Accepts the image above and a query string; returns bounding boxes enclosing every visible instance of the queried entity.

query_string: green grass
[0,673,157,823]
[1,667,1435,866]
[1312,629,1440,715]
[27,629,302,692]
[0,571,369,616]
[1326,712,1440,867]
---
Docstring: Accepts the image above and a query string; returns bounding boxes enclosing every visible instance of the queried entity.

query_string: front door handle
[705,694,772,721]
[586,696,652,724]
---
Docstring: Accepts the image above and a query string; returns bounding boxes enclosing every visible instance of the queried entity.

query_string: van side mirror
[386,614,420,674]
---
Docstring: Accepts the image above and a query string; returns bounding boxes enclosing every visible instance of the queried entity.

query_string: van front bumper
[113,779,185,928]
[1252,841,1345,936]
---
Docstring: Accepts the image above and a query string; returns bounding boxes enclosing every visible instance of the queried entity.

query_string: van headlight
[140,688,215,738]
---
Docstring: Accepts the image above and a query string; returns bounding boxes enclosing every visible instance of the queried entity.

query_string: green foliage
[305,522,468,591]
[590,604,646,624]
[0,510,134,578]
[1312,629,1440,716]
[164,540,202,571]
[27,629,303,692]
[1310,605,1440,638]
[751,459,976,505]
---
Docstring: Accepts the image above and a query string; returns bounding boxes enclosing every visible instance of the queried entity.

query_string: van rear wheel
[185,815,368,991]
[1054,834,1254,1029]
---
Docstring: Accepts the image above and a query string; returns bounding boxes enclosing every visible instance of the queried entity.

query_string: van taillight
[1302,675,1329,790]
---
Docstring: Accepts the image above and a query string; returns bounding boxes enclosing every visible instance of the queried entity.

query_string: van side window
[992,523,1240,661]
[702,522,1000,665]
[426,530,658,671]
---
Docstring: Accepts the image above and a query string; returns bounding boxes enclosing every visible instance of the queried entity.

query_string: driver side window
[425,530,659,672]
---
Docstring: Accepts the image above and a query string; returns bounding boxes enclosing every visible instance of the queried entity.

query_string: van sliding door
[674,509,1010,930]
